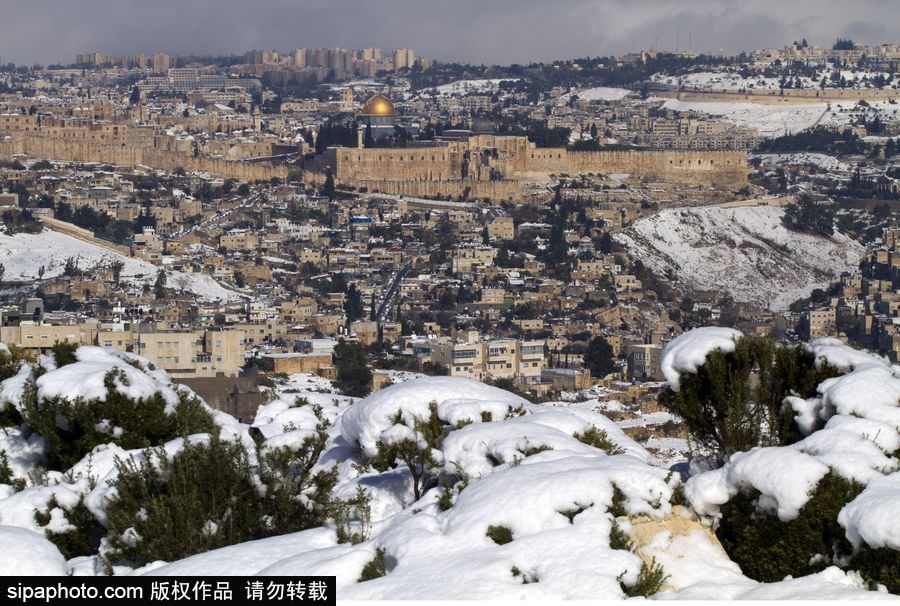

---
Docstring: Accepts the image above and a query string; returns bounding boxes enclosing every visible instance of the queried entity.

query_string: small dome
[360,94,396,117]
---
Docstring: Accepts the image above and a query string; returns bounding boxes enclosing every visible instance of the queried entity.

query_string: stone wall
[657,87,900,104]
[327,137,748,197]
[0,134,290,182]
[357,178,523,201]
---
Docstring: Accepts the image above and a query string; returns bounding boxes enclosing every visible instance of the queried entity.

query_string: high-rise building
[292,48,307,67]
[152,53,172,73]
[393,48,414,70]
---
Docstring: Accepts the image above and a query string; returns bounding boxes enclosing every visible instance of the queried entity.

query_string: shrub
[574,426,625,455]
[368,403,445,501]
[848,547,900,594]
[622,558,668,597]
[21,371,215,470]
[51,341,78,367]
[715,473,862,583]
[511,565,539,584]
[659,337,840,460]
[34,495,103,559]
[358,548,388,582]
[333,487,372,545]
[486,524,513,545]
[104,428,338,566]
[609,520,634,551]
[0,451,25,491]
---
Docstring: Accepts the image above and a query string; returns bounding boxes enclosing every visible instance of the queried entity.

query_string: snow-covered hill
[661,99,827,138]
[614,205,863,311]
[0,230,240,302]
[0,335,896,598]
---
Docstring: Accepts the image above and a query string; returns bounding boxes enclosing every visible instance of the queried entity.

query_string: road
[375,261,411,322]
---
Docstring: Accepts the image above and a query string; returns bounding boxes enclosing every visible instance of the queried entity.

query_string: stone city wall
[0,134,290,182]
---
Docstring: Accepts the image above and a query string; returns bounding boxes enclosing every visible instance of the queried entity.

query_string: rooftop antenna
[676,28,680,52]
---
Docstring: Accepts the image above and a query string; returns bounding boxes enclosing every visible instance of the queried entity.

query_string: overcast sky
[3,0,900,66]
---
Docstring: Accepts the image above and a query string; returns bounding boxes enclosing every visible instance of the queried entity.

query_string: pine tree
[154,270,167,299]
[323,168,335,201]
[333,339,372,397]
[584,336,615,377]
[658,336,840,461]
[344,284,365,322]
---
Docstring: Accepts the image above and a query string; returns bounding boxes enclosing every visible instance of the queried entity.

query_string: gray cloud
[2,0,899,66]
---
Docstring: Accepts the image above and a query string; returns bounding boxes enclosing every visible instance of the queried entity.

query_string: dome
[360,94,396,117]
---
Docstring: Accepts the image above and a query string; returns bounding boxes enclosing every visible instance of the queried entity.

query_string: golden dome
[360,94,396,117]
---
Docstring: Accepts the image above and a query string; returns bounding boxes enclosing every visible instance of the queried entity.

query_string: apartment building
[133,328,245,378]
[625,343,663,381]
[429,338,546,383]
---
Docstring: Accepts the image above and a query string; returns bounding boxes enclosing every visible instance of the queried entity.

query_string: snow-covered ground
[661,99,827,138]
[425,79,519,97]
[651,70,900,92]
[0,336,895,598]
[0,230,240,302]
[564,86,632,102]
[614,205,864,311]
[752,153,857,174]
[652,72,806,92]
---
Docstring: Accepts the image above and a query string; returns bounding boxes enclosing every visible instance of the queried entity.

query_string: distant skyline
[3,0,900,66]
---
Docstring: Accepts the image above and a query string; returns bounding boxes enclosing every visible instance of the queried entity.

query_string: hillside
[0,229,241,302]
[614,205,863,311]
[0,335,895,598]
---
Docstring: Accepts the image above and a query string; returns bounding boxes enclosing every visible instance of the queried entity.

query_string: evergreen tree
[323,168,336,201]
[783,195,835,237]
[584,336,615,377]
[599,232,613,254]
[154,270,167,299]
[364,121,374,148]
[333,339,372,397]
[658,336,840,462]
[344,284,365,322]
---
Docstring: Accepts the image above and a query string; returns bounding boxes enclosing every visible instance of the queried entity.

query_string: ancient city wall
[657,88,900,104]
[0,134,290,182]
[331,143,747,191]
[334,147,455,181]
[355,178,522,201]
[561,149,748,188]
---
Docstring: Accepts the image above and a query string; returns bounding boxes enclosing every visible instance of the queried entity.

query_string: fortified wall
[325,134,747,200]
[0,128,290,183]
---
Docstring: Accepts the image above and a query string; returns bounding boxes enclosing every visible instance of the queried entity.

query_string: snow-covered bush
[715,472,861,582]
[12,347,216,470]
[105,427,339,567]
[367,402,444,500]
[659,330,839,459]
[668,329,899,591]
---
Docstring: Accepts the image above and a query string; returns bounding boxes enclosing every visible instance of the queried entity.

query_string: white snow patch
[661,327,743,390]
